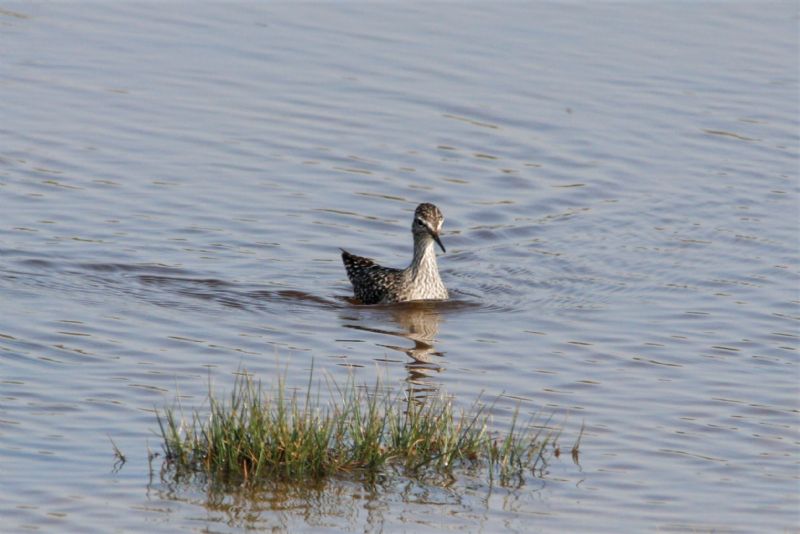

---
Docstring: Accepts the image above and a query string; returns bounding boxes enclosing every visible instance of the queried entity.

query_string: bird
[341,203,449,304]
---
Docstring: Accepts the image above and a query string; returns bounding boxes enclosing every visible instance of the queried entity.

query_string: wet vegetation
[156,368,568,487]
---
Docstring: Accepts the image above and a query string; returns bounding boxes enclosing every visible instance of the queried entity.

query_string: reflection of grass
[157,368,559,486]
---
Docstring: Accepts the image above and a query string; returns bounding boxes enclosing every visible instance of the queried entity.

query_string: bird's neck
[409,233,439,276]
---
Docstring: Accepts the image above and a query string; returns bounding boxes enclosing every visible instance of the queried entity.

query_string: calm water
[1,3,798,532]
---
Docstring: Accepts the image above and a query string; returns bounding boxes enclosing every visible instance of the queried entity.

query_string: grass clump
[156,368,557,486]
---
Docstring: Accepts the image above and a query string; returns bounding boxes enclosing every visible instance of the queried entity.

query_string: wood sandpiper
[341,203,449,304]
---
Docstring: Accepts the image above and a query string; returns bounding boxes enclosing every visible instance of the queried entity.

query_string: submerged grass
[156,368,558,486]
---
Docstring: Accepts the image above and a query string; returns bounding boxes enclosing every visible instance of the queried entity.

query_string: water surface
[1,3,798,532]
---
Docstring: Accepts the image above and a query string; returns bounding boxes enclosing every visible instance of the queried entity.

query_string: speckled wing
[341,249,376,279]
[340,249,401,304]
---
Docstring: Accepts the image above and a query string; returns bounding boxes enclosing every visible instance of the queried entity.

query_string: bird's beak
[432,231,446,253]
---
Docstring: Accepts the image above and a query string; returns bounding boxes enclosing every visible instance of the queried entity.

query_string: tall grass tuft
[156,369,558,485]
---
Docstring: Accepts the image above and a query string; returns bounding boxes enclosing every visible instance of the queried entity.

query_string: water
[1,2,798,532]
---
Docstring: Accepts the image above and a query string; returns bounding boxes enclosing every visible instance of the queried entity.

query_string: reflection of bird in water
[391,302,442,365]
[344,301,444,366]
[341,203,448,304]
[381,302,444,399]
[340,301,453,402]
